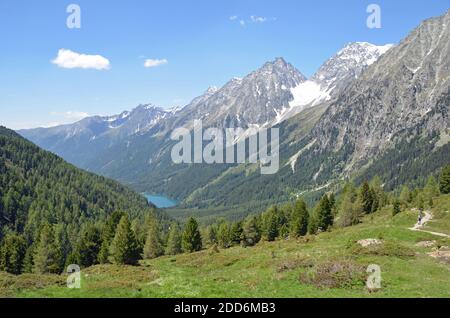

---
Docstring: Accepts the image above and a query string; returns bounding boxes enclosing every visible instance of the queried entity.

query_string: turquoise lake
[143,194,178,208]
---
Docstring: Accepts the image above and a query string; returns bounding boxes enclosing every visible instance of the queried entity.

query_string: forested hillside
[0,126,162,274]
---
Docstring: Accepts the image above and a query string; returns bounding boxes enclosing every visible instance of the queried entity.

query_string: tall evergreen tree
[165,223,182,255]
[75,224,102,267]
[241,216,260,247]
[98,211,126,264]
[33,223,61,274]
[109,215,140,265]
[399,185,412,206]
[315,195,334,232]
[230,221,243,246]
[204,225,218,247]
[290,199,309,237]
[263,206,279,241]
[359,181,374,214]
[425,176,440,198]
[392,199,401,216]
[0,232,27,274]
[142,217,164,259]
[182,217,202,253]
[217,221,232,248]
[440,165,450,194]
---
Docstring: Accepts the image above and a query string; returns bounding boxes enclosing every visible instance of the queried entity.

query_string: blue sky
[0,0,449,129]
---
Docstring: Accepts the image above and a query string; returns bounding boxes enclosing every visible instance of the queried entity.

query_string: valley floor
[1,196,450,298]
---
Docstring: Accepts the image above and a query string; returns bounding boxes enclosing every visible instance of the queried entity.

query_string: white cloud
[144,58,168,68]
[250,15,267,23]
[230,15,274,27]
[52,49,110,70]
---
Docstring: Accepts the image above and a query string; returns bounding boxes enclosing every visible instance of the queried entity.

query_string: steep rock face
[309,10,450,174]
[172,58,306,130]
[19,105,175,168]
[280,42,393,124]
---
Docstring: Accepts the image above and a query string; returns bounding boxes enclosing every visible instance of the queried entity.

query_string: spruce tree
[98,211,126,264]
[109,215,140,265]
[165,223,182,255]
[182,217,202,253]
[290,199,309,237]
[0,232,27,275]
[33,223,60,274]
[425,176,440,198]
[315,195,333,232]
[75,224,102,267]
[230,222,243,246]
[359,181,374,214]
[399,185,412,206]
[392,199,401,216]
[263,206,279,241]
[205,225,218,246]
[217,222,232,248]
[241,216,260,247]
[143,217,164,259]
[440,165,450,194]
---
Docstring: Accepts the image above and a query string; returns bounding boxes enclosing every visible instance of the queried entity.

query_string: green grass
[427,194,450,235]
[3,200,450,298]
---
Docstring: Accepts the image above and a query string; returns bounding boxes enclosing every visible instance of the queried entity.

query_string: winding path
[409,211,450,238]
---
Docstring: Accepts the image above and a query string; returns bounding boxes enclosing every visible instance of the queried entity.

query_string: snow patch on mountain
[289,81,331,108]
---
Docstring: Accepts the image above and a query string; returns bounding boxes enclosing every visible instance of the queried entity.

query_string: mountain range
[19,10,450,221]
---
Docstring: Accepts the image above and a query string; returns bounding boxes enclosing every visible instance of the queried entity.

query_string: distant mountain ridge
[19,9,450,223]
[19,41,392,171]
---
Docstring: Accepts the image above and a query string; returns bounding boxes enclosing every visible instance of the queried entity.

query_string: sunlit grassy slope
[2,196,450,298]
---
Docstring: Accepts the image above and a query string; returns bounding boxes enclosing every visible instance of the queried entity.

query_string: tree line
[1,124,449,275]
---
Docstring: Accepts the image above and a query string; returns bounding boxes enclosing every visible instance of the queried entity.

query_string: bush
[299,260,366,289]
[348,240,415,258]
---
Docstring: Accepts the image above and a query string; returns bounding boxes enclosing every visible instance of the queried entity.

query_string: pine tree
[165,223,182,255]
[290,199,309,237]
[182,217,202,253]
[425,176,440,197]
[315,195,333,232]
[75,224,102,267]
[417,194,425,211]
[392,199,401,216]
[230,222,243,246]
[143,217,164,259]
[399,185,412,206]
[217,222,231,248]
[440,165,450,194]
[53,223,68,273]
[241,216,260,247]
[109,215,140,265]
[338,191,362,227]
[22,245,35,273]
[370,176,387,209]
[33,223,60,274]
[0,232,27,275]
[263,206,279,241]
[359,181,374,214]
[98,211,126,264]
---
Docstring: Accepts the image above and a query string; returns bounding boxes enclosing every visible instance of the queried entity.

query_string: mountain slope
[19,105,176,169]
[168,10,450,220]
[303,9,450,181]
[0,126,156,240]
[5,199,450,297]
